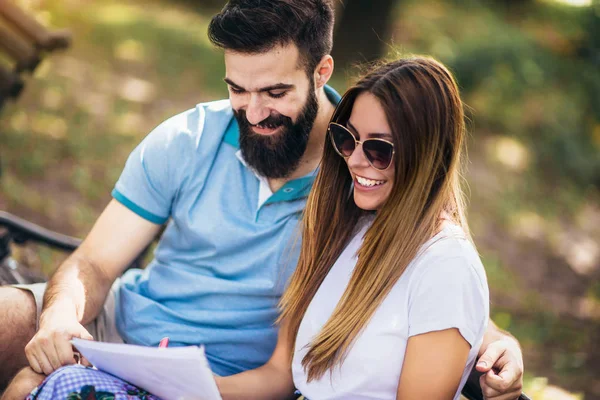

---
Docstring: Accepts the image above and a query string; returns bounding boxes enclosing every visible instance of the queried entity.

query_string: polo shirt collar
[234,149,317,207]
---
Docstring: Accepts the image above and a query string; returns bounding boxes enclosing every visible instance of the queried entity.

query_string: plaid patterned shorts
[26,365,161,400]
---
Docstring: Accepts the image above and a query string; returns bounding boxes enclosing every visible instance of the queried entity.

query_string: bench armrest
[0,211,81,251]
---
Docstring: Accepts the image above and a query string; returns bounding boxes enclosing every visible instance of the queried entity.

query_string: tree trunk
[332,0,398,69]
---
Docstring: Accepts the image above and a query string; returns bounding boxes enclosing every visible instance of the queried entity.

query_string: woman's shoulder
[400,224,489,345]
[408,223,487,289]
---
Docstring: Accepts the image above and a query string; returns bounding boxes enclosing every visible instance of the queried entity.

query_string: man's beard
[235,88,319,179]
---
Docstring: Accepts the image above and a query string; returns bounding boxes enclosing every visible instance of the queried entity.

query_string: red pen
[159,337,169,348]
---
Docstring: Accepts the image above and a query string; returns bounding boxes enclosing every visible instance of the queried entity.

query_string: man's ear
[314,55,334,89]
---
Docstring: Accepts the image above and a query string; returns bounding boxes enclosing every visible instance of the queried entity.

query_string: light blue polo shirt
[112,86,341,376]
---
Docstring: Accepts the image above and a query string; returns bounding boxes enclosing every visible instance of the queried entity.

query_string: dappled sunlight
[555,233,599,276]
[113,111,144,136]
[31,112,68,139]
[549,0,592,6]
[18,0,226,104]
[41,86,65,110]
[114,39,146,62]
[149,7,213,48]
[92,1,212,48]
[489,136,530,172]
[53,55,88,84]
[9,110,28,131]
[117,76,156,103]
[79,91,111,118]
[32,57,53,79]
[466,138,506,198]
[577,296,600,320]
[509,211,546,240]
[525,377,584,399]
[576,202,600,233]
[96,4,141,26]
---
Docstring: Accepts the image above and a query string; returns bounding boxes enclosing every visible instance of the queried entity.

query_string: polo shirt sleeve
[407,256,488,347]
[112,114,192,225]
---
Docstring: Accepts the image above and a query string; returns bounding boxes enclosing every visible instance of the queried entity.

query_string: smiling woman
[278,56,486,399]
[328,94,397,211]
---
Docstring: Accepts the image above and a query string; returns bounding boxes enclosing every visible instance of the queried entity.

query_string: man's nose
[245,94,270,125]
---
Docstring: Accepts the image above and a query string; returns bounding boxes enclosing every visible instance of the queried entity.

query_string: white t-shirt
[292,221,490,400]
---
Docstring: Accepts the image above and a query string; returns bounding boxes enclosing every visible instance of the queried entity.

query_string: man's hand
[476,338,524,400]
[23,200,161,376]
[24,308,93,375]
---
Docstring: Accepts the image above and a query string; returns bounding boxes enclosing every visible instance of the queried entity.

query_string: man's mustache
[236,110,292,128]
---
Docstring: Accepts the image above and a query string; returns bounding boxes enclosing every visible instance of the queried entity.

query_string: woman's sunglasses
[328,122,395,171]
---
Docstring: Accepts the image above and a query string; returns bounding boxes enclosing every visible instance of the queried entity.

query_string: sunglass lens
[330,124,355,157]
[363,140,394,170]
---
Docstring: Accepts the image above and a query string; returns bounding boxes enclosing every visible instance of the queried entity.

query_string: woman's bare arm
[396,328,470,399]
[216,319,295,400]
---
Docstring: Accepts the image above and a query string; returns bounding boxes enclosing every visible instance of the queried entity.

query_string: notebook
[72,338,222,400]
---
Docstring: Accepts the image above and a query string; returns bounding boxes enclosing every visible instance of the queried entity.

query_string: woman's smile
[353,174,387,190]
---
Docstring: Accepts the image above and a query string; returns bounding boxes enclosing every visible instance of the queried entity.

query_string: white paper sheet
[72,338,222,400]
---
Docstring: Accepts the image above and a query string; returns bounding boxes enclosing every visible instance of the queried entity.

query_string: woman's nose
[346,142,370,169]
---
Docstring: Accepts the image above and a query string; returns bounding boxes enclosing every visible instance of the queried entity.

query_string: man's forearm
[42,250,113,325]
[479,319,521,358]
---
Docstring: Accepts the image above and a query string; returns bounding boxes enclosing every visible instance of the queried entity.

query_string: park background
[0,0,598,398]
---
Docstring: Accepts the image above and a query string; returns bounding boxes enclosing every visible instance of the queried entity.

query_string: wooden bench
[0,0,71,110]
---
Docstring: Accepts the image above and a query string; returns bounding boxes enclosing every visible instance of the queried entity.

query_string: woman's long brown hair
[279,56,470,381]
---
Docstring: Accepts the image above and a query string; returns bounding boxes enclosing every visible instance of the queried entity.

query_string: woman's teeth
[356,176,385,187]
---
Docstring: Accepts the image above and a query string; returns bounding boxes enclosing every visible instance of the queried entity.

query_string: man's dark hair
[208,0,334,75]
